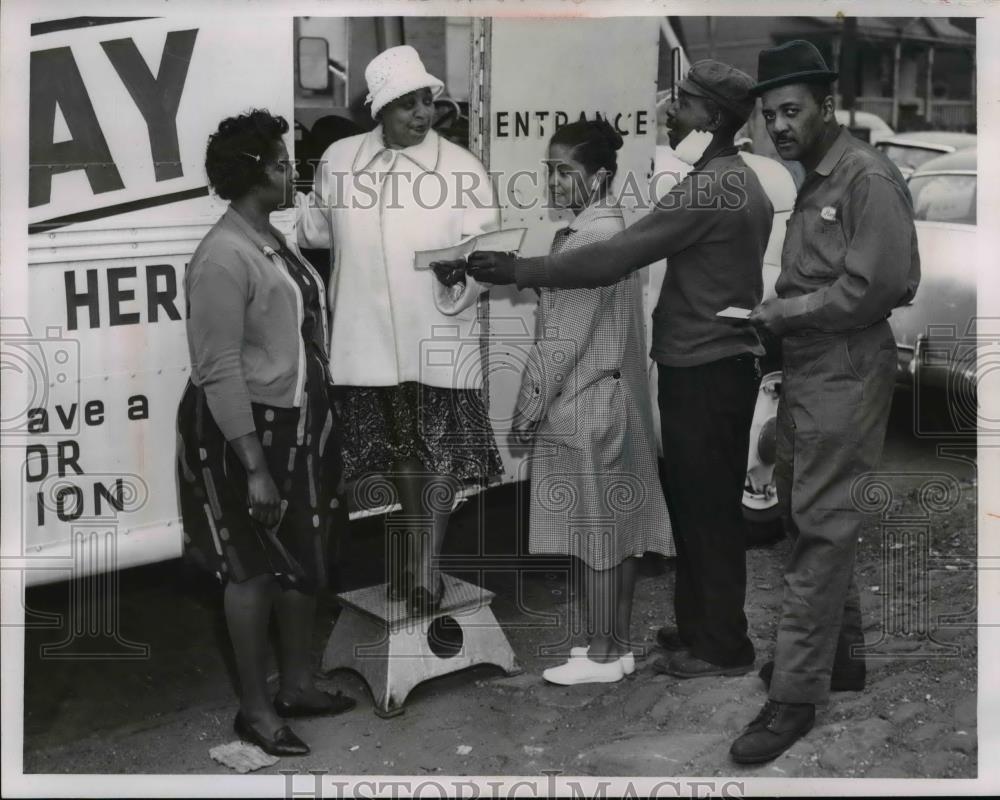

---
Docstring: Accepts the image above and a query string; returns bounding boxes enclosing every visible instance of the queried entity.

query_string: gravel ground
[20,395,978,780]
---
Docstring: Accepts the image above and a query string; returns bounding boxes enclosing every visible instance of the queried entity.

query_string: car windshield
[879,144,948,173]
[908,173,977,225]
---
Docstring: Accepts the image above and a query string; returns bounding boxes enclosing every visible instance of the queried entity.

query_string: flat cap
[678,59,756,123]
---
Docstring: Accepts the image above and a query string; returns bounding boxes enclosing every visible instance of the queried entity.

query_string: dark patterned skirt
[176,368,342,593]
[331,382,503,484]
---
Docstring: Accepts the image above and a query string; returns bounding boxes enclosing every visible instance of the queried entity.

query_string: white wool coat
[297,127,498,388]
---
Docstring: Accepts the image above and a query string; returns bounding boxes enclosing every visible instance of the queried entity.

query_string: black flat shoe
[655,626,692,652]
[408,575,444,616]
[653,652,754,679]
[274,690,357,719]
[758,660,866,692]
[233,711,309,756]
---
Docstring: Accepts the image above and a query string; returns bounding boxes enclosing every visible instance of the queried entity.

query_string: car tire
[745,516,785,547]
[743,371,782,531]
[743,501,781,524]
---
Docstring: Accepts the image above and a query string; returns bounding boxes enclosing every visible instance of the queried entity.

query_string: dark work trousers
[770,320,897,705]
[657,353,760,667]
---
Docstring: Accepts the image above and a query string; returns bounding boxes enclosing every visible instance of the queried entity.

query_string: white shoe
[544,654,625,685]
[571,646,635,675]
[621,651,636,675]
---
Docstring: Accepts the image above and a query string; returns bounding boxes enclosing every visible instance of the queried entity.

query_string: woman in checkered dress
[513,120,675,686]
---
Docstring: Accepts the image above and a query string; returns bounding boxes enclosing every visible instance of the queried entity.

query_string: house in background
[671,16,976,133]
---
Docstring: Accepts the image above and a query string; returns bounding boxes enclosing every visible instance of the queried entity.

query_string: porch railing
[928,100,976,131]
[854,96,894,121]
[843,96,975,132]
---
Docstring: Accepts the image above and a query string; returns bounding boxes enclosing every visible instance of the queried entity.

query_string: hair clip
[241,151,261,163]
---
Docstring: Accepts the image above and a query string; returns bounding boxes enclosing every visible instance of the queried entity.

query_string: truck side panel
[483,18,660,481]
[19,17,292,585]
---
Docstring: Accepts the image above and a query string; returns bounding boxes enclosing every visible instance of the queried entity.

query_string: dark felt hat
[677,59,756,123]
[751,40,839,96]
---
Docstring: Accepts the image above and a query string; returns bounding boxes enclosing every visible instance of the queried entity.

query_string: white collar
[351,125,441,174]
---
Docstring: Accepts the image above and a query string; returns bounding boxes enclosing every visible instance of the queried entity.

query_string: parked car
[745,145,979,524]
[891,148,977,430]
[876,130,977,178]
[834,109,895,144]
[907,146,977,226]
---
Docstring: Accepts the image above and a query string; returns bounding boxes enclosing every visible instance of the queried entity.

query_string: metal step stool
[321,573,521,717]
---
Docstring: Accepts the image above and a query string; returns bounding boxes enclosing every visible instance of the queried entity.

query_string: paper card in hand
[413,228,527,270]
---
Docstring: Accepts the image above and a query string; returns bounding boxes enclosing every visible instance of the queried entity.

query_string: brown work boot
[758,659,866,692]
[729,700,815,764]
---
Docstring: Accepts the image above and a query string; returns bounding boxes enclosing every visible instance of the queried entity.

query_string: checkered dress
[518,204,675,570]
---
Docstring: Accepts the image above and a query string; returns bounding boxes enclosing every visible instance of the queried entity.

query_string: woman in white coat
[298,46,502,613]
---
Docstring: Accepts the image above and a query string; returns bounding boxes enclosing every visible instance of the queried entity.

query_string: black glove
[465,251,518,285]
[431,259,468,288]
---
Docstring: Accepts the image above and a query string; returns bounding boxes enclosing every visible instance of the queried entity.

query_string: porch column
[831,35,842,107]
[891,38,902,129]
[925,45,935,126]
[971,48,977,103]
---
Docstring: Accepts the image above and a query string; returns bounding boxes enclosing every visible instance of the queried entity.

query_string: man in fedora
[447,60,773,679]
[730,40,920,764]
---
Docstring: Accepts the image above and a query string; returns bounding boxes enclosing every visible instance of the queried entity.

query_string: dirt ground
[20,395,978,780]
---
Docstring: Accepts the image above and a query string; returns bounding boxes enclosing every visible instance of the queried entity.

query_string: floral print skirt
[331,382,503,484]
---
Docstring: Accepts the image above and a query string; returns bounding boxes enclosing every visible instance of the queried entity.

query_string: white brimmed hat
[365,45,444,118]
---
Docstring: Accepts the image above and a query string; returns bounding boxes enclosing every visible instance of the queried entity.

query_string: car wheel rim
[744,371,781,511]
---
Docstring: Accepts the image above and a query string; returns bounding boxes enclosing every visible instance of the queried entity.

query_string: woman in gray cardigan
[177,110,353,757]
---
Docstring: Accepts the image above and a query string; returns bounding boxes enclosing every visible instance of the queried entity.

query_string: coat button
[613,370,621,379]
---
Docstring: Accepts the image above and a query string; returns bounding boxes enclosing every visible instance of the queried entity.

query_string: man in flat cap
[451,61,774,680]
[728,40,920,764]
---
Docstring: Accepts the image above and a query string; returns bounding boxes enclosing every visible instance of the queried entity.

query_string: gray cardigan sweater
[185,206,329,440]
